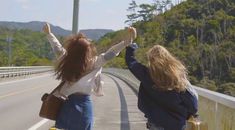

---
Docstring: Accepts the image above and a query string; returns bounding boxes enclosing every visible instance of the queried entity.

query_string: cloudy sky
[0,0,153,30]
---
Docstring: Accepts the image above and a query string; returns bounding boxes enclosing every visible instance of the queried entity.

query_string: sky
[0,0,153,31]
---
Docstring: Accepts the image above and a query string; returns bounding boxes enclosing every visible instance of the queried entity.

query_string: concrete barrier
[0,66,53,79]
[195,87,235,130]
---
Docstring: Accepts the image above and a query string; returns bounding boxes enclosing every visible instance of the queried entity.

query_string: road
[0,73,146,130]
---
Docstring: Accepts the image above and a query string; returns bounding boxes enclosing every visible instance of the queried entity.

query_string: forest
[96,0,235,96]
[0,27,55,66]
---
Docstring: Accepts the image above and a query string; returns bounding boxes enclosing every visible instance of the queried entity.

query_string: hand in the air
[43,23,51,34]
[128,27,137,40]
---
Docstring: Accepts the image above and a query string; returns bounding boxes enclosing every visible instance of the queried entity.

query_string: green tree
[138,4,155,21]
[125,0,139,25]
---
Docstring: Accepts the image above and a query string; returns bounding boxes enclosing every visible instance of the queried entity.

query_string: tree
[138,4,156,21]
[153,0,174,14]
[125,0,139,25]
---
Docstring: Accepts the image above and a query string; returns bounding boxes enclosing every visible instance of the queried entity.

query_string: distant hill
[0,21,113,40]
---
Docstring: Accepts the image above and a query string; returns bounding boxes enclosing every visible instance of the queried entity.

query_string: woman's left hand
[43,23,51,34]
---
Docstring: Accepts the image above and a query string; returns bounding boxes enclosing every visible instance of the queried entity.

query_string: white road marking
[28,119,49,130]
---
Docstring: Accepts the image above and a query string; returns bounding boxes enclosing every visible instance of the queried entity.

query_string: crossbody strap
[50,81,66,95]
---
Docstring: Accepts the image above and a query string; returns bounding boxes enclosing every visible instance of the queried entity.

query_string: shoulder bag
[39,81,67,120]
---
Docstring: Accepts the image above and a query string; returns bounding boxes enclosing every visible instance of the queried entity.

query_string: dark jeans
[147,122,164,130]
[55,94,93,130]
[147,121,186,130]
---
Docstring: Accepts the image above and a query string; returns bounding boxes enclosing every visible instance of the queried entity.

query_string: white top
[47,33,130,97]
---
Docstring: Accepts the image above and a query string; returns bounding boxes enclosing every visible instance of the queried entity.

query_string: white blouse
[47,33,130,97]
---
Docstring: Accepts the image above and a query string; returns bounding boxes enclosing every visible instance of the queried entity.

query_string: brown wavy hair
[147,45,188,92]
[55,33,97,82]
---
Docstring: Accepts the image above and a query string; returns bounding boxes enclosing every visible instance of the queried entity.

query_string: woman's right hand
[128,27,137,41]
[43,23,51,34]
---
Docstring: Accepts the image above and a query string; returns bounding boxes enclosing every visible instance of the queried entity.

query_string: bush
[218,83,235,97]
[189,76,199,85]
[197,77,217,91]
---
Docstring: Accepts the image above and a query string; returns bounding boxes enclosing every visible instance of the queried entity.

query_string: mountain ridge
[0,21,113,40]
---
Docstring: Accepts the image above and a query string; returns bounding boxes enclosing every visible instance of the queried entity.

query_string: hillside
[0,21,113,67]
[97,0,235,96]
[0,21,113,40]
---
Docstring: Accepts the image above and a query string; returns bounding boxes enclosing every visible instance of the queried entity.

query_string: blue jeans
[55,94,93,130]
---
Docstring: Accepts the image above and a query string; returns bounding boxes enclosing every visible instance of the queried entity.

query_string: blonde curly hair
[147,45,188,92]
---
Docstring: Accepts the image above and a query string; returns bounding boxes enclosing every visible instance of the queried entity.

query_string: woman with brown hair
[125,28,198,130]
[43,23,132,130]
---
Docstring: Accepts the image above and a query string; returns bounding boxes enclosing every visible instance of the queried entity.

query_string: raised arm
[104,27,136,57]
[125,43,147,81]
[124,28,147,81]
[94,27,137,68]
[43,23,66,59]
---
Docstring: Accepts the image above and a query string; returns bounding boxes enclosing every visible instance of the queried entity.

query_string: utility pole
[6,35,13,66]
[72,0,80,34]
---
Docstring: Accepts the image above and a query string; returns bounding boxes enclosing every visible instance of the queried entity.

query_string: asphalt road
[0,73,146,130]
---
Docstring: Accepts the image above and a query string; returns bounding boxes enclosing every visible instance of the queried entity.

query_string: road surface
[0,73,146,130]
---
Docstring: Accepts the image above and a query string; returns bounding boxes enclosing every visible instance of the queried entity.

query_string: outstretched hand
[43,23,51,34]
[128,27,137,41]
[128,27,137,39]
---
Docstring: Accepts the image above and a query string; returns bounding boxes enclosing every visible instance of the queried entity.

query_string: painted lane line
[0,85,45,100]
[28,119,49,130]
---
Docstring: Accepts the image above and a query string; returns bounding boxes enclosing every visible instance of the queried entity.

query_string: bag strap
[50,81,66,95]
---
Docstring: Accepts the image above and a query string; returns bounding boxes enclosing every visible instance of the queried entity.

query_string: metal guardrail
[0,66,53,78]
[103,68,235,130]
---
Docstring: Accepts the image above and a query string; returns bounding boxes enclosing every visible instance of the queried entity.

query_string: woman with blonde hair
[43,23,133,130]
[125,28,198,130]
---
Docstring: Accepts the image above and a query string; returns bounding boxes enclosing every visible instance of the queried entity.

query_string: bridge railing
[103,68,235,130]
[0,66,53,79]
